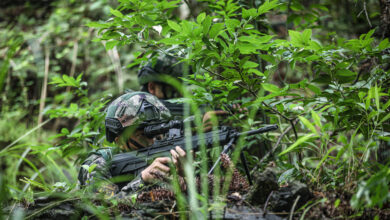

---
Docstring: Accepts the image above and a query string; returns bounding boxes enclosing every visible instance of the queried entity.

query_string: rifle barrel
[238,125,278,137]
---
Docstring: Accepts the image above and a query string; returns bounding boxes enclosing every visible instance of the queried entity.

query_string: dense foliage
[1,0,389,219]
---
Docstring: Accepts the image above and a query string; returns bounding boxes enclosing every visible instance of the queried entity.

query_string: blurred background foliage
[0,0,389,218]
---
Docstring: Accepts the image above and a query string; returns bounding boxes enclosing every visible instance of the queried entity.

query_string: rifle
[110,121,278,184]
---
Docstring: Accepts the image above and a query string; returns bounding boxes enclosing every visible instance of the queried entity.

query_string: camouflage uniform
[78,92,171,199]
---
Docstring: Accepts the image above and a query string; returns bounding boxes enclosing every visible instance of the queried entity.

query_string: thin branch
[66,41,78,93]
[364,1,372,27]
[251,119,298,174]
[286,0,293,30]
[37,46,50,126]
[263,191,274,217]
[201,67,292,122]
[289,195,301,220]
[105,44,124,93]
[262,102,291,121]
[290,119,298,140]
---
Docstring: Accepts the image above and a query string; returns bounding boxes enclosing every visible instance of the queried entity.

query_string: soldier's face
[148,82,165,99]
[148,82,180,99]
[126,129,154,150]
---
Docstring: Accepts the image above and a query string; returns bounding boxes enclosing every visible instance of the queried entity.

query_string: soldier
[137,54,227,128]
[78,91,186,197]
[137,54,183,100]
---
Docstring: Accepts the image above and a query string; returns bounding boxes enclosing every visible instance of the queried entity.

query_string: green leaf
[262,83,280,93]
[299,116,318,134]
[305,55,320,61]
[289,30,303,47]
[88,164,97,173]
[334,199,341,208]
[258,0,279,16]
[105,40,118,50]
[209,23,225,39]
[365,88,372,110]
[159,37,181,45]
[243,61,259,69]
[259,54,276,64]
[248,69,264,77]
[197,12,206,24]
[377,38,390,50]
[335,69,356,83]
[302,29,312,42]
[307,84,321,95]
[202,16,212,33]
[336,69,355,77]
[110,8,123,18]
[311,110,322,128]
[237,42,257,54]
[279,134,317,156]
[167,20,181,32]
[61,128,70,135]
[131,193,138,204]
[379,113,390,125]
[383,99,390,111]
[239,35,273,45]
[364,29,375,40]
[374,85,380,111]
[87,22,111,28]
[242,8,258,19]
[225,19,240,33]
[315,146,337,172]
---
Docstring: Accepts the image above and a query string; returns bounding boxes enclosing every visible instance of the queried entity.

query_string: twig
[263,191,274,217]
[67,41,78,92]
[37,47,50,127]
[262,102,291,121]
[286,0,293,30]
[105,45,124,93]
[251,118,298,174]
[201,66,292,123]
[289,195,301,220]
[364,1,372,28]
[289,119,298,140]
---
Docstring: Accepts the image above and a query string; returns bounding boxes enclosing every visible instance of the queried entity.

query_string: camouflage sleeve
[78,153,113,186]
[78,153,146,199]
[121,174,145,192]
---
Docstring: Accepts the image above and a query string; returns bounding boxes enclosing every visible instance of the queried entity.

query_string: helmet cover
[105,92,171,142]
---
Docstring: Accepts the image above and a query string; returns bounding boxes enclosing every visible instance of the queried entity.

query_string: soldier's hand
[170,146,186,176]
[141,157,171,183]
[231,103,248,114]
[202,110,227,132]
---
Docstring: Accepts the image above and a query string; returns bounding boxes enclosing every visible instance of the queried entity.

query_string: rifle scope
[144,120,182,138]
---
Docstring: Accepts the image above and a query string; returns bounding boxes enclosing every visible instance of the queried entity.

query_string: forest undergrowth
[1,0,389,219]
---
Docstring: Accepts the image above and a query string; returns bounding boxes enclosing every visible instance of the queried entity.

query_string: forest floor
[13,167,390,219]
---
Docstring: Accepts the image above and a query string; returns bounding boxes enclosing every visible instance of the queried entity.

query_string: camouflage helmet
[137,54,184,86]
[105,92,171,142]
